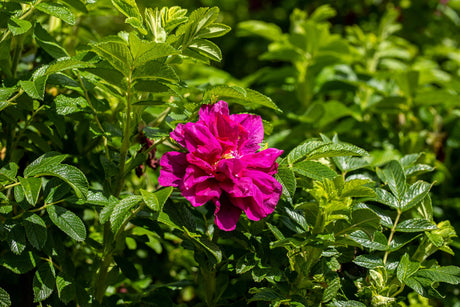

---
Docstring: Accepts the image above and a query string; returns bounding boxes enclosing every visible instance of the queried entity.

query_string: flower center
[221,152,235,160]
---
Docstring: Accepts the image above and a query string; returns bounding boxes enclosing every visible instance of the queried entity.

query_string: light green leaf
[47,205,86,241]
[353,255,384,269]
[19,76,47,100]
[342,179,376,198]
[92,41,132,76]
[397,253,420,282]
[405,164,435,177]
[275,165,296,203]
[400,181,431,212]
[416,266,460,284]
[110,195,142,233]
[141,187,172,212]
[36,2,75,25]
[129,33,178,67]
[237,20,283,41]
[24,152,67,178]
[111,0,142,20]
[56,272,76,304]
[8,17,32,36]
[54,95,88,115]
[293,160,337,180]
[204,85,281,111]
[33,57,94,79]
[24,213,47,250]
[18,177,42,206]
[33,262,55,303]
[132,61,179,82]
[125,17,147,35]
[188,39,222,61]
[0,287,11,307]
[378,160,406,201]
[395,218,437,233]
[196,23,231,39]
[322,277,340,303]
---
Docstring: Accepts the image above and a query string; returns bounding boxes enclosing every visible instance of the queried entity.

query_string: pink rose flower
[158,100,283,231]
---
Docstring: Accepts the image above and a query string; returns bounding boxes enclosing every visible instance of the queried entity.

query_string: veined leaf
[141,187,173,212]
[8,17,32,36]
[204,85,281,111]
[33,57,94,79]
[17,177,42,206]
[0,287,11,307]
[36,2,75,25]
[348,230,388,251]
[293,160,337,180]
[388,233,422,252]
[34,23,69,59]
[395,218,437,233]
[33,262,55,303]
[19,76,47,100]
[6,222,26,255]
[54,95,89,115]
[56,272,76,304]
[400,181,431,212]
[132,61,179,82]
[353,254,384,269]
[0,162,19,184]
[92,41,132,76]
[196,23,231,39]
[0,251,37,274]
[397,253,420,282]
[112,0,142,21]
[374,187,399,210]
[129,34,178,67]
[24,152,67,178]
[47,205,86,241]
[275,165,296,203]
[24,213,47,250]
[342,179,376,198]
[110,195,143,234]
[188,39,222,61]
[377,160,406,201]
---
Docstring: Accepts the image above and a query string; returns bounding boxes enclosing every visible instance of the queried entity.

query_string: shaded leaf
[377,160,406,201]
[24,214,47,250]
[275,165,296,203]
[110,195,142,233]
[56,272,76,304]
[353,255,384,269]
[47,205,86,241]
[8,17,32,36]
[18,177,42,206]
[395,218,437,233]
[400,181,431,212]
[0,287,11,307]
[397,253,419,282]
[293,160,337,180]
[348,230,387,251]
[36,2,75,25]
[33,262,55,302]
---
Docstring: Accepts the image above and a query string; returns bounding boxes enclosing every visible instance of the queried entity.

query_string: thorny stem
[76,71,111,161]
[383,209,402,264]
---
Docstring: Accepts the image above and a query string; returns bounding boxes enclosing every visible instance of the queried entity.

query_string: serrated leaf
[126,17,147,34]
[7,223,27,255]
[112,0,142,20]
[8,17,32,36]
[34,58,94,79]
[378,160,406,201]
[388,233,421,251]
[395,218,437,233]
[19,76,47,100]
[342,179,376,198]
[54,95,88,115]
[333,156,369,172]
[348,230,387,251]
[132,61,179,82]
[353,203,393,228]
[47,205,86,241]
[400,181,431,212]
[328,300,367,307]
[140,187,172,212]
[322,277,340,303]
[33,262,55,302]
[36,2,75,25]
[18,177,42,206]
[34,23,69,59]
[353,254,384,269]
[248,287,284,302]
[374,187,399,210]
[405,164,434,177]
[266,222,285,241]
[285,207,309,232]
[306,142,368,161]
[56,272,76,304]
[204,85,280,111]
[397,253,420,282]
[0,162,19,184]
[293,160,337,180]
[188,39,222,61]
[129,34,178,67]
[274,165,296,203]
[24,214,47,250]
[99,200,117,224]
[0,287,11,307]
[92,41,132,76]
[110,195,142,233]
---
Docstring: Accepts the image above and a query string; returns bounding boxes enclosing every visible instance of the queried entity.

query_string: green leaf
[34,23,69,59]
[395,218,437,233]
[24,152,67,178]
[24,214,47,250]
[47,205,86,241]
[91,41,132,76]
[0,162,19,185]
[111,0,142,21]
[285,207,309,232]
[132,61,179,82]
[353,255,384,269]
[28,164,88,199]
[143,127,170,138]
[237,20,283,41]
[188,39,222,61]
[33,262,55,303]
[54,95,88,115]
[388,233,422,252]
[18,177,42,206]
[275,165,296,203]
[19,76,47,100]
[0,287,11,307]
[6,222,27,255]
[293,160,337,180]
[126,16,147,34]
[348,230,388,251]
[56,272,76,304]
[99,200,117,224]
[248,287,284,302]
[397,253,420,282]
[129,33,178,67]
[306,142,368,161]
[400,181,431,212]
[33,57,94,79]
[328,300,366,307]
[377,160,406,201]
[8,17,32,36]
[196,23,231,39]
[0,251,37,274]
[342,179,376,198]
[141,187,172,212]
[36,2,75,25]
[322,277,341,303]
[110,195,143,234]
[204,85,281,111]
[374,187,399,210]
[405,164,435,177]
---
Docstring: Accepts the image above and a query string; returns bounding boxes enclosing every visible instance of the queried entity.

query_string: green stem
[0,181,21,192]
[383,209,402,264]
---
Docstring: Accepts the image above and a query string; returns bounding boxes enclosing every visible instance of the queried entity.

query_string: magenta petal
[230,113,264,154]
[182,165,212,190]
[214,194,242,231]
[182,180,221,207]
[241,148,283,174]
[199,100,229,123]
[158,152,188,187]
[170,123,186,147]
[182,122,222,160]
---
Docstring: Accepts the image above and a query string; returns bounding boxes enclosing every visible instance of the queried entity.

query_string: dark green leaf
[248,287,284,302]
[275,165,296,203]
[24,214,47,250]
[110,195,142,233]
[54,95,88,115]
[34,23,68,59]
[322,277,340,303]
[8,17,32,36]
[0,251,37,274]
[348,230,387,251]
[36,2,75,25]
[293,160,337,180]
[33,262,55,302]
[397,253,419,282]
[378,160,406,201]
[47,205,86,241]
[7,223,26,255]
[353,255,384,269]
[18,177,42,206]
[0,287,11,307]
[395,218,437,233]
[285,207,309,232]
[0,162,19,184]
[388,233,422,252]
[400,181,431,212]
[374,187,399,210]
[56,272,76,304]
[19,76,47,100]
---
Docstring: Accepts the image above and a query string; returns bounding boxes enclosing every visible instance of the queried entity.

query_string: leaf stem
[383,209,402,264]
[0,181,20,192]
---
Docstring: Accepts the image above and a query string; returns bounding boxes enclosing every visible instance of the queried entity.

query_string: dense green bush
[1,0,459,306]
